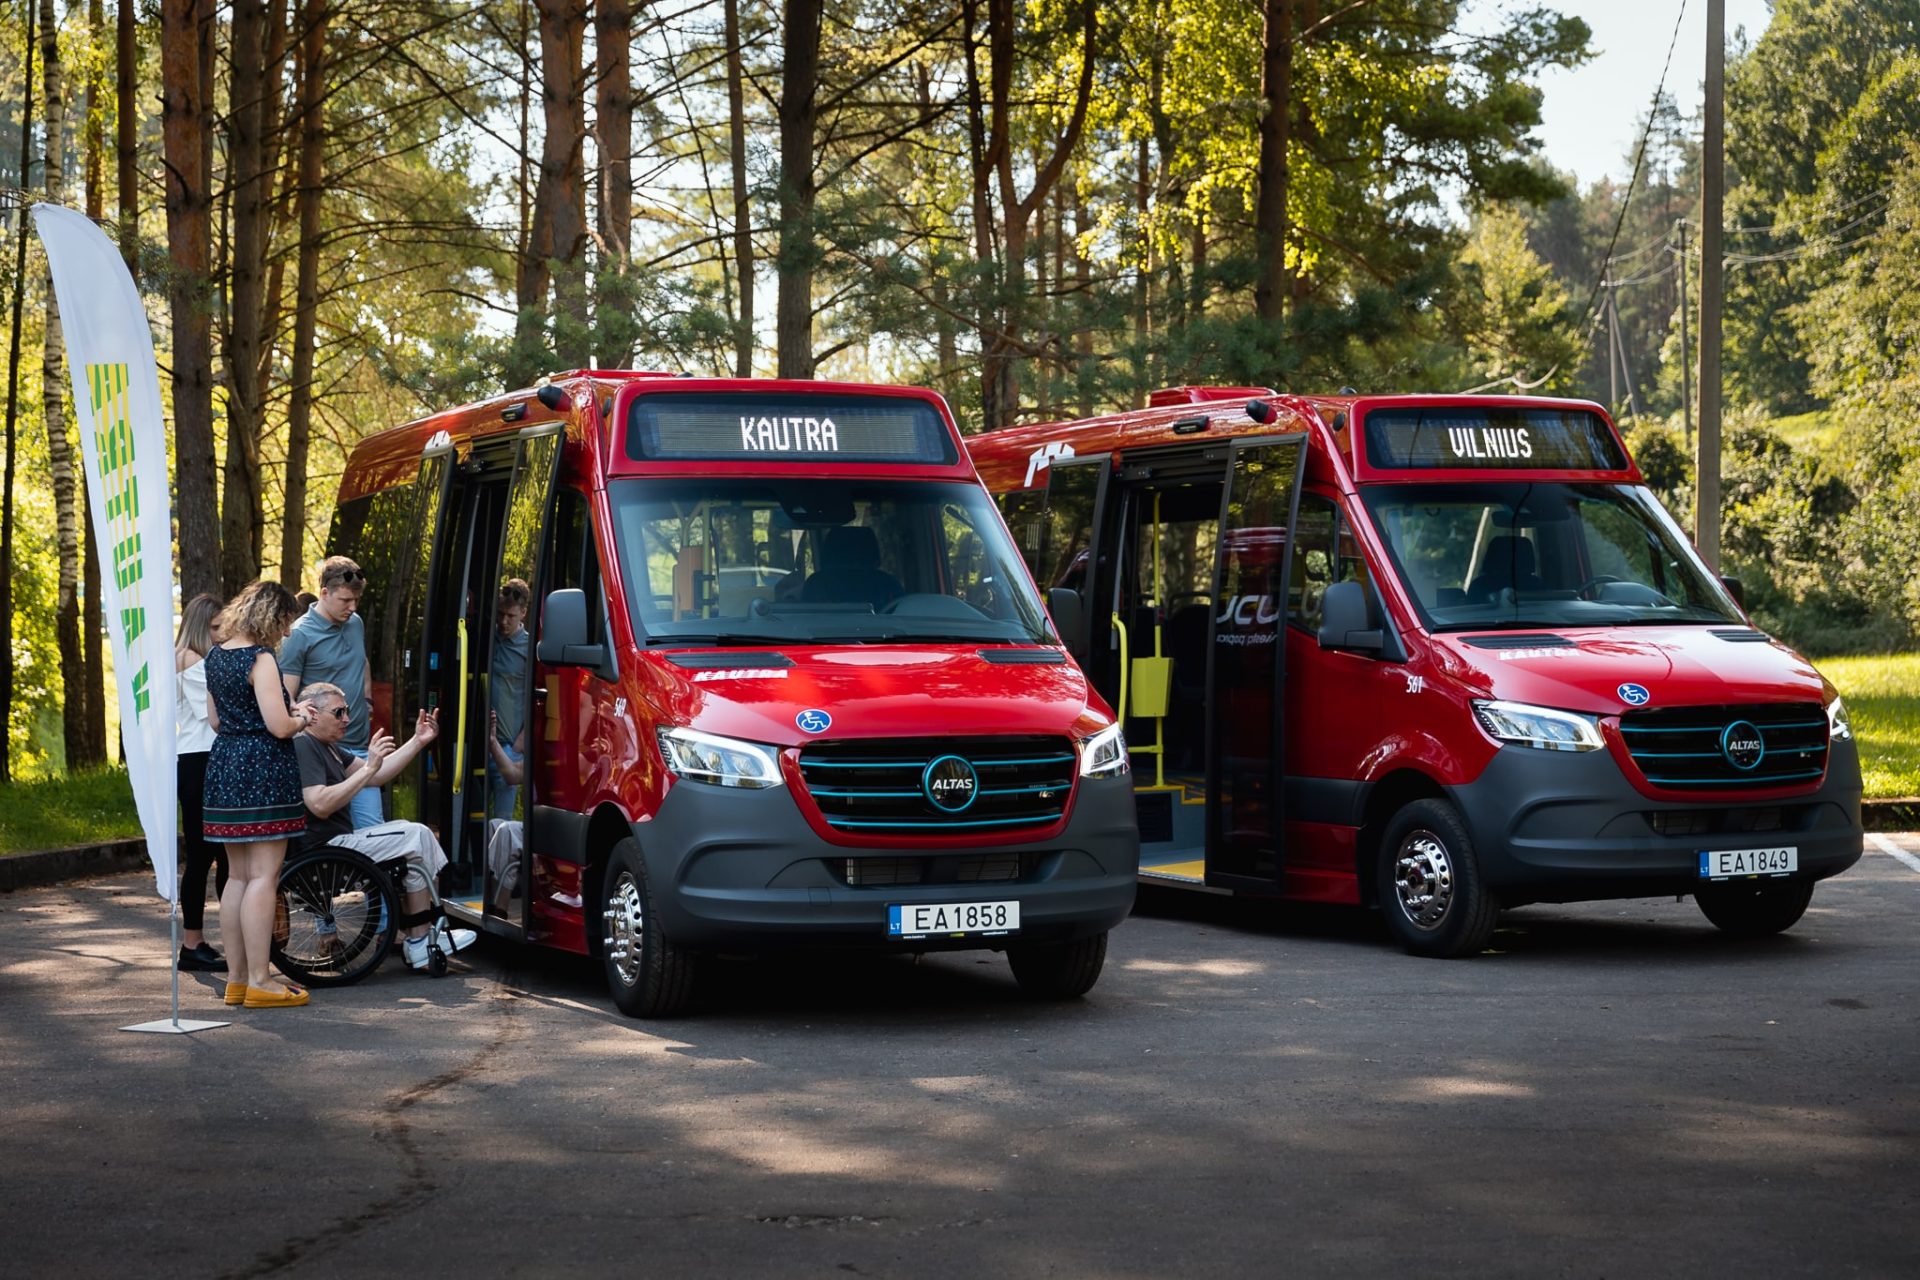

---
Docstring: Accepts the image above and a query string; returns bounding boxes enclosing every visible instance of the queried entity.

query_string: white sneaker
[402,934,431,970]
[435,922,478,954]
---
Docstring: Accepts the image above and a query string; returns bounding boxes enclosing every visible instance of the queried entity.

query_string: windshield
[609,478,1055,645]
[1360,481,1744,631]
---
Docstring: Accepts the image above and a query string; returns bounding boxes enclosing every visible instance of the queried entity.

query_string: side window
[544,485,602,642]
[1289,496,1376,634]
[996,488,1047,583]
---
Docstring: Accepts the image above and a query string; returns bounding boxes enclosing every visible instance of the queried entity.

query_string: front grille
[1649,806,1788,837]
[798,735,1076,834]
[1619,703,1828,790]
[837,854,1029,886]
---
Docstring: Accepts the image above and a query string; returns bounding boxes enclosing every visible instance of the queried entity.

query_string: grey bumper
[632,774,1140,950]
[1450,737,1863,905]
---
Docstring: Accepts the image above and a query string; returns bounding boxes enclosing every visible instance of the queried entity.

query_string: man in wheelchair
[293,682,477,971]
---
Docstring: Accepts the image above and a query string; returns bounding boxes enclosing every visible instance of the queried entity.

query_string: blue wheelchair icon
[1616,682,1651,707]
[796,709,833,734]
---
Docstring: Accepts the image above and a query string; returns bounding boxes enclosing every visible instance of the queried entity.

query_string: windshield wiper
[645,632,797,647]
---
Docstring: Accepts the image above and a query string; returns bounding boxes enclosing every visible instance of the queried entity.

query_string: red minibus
[326,372,1139,1015]
[968,387,1863,956]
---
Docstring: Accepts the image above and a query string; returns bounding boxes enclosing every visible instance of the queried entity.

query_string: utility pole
[1606,282,1619,416]
[1677,219,1692,451]
[1697,0,1725,570]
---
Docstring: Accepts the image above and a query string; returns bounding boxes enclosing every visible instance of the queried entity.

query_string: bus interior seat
[1467,535,1543,600]
[801,525,904,610]
[1436,586,1467,607]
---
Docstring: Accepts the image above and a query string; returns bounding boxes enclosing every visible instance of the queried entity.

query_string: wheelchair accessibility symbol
[1616,682,1651,707]
[796,709,832,734]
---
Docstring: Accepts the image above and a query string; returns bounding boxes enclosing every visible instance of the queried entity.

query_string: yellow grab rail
[452,616,470,785]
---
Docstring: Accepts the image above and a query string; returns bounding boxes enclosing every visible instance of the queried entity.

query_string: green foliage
[0,766,140,853]
[1821,654,1920,799]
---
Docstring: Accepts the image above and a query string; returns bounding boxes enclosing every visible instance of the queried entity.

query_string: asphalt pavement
[3,842,1918,1279]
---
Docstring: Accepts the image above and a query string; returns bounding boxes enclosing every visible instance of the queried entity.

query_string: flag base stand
[120,898,230,1037]
[122,1017,229,1034]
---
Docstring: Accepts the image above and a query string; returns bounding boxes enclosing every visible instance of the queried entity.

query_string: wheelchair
[272,844,454,985]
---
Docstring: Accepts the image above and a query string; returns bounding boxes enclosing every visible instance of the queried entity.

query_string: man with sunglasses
[282,557,382,828]
[292,682,476,970]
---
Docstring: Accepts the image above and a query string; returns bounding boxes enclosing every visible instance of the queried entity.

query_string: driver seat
[1467,535,1544,601]
[802,525,904,610]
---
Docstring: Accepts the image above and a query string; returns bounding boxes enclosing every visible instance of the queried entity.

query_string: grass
[1818,654,1920,800]
[0,766,141,856]
[2,656,1916,852]
[1769,408,1843,454]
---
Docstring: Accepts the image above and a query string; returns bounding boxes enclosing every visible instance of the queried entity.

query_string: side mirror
[1720,574,1747,610]
[1318,580,1385,654]
[537,588,606,667]
[1048,587,1085,655]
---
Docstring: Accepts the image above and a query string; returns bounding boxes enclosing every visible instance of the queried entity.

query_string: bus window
[1289,496,1376,634]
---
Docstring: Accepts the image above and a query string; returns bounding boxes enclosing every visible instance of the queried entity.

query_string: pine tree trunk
[1,0,38,783]
[117,0,137,275]
[725,0,754,377]
[163,0,219,600]
[775,0,821,379]
[281,0,327,587]
[79,0,109,766]
[535,0,589,360]
[221,0,271,594]
[1254,0,1293,324]
[593,0,635,368]
[40,0,88,772]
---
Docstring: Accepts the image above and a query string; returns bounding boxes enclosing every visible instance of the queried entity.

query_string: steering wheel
[1575,574,1623,601]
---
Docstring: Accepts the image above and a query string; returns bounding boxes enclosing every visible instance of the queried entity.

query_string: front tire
[1376,799,1500,958]
[600,838,697,1017]
[1695,879,1815,938]
[1008,931,1108,999]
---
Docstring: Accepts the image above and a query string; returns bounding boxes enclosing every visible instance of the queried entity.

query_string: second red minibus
[969,388,1862,957]
[315,372,1139,1014]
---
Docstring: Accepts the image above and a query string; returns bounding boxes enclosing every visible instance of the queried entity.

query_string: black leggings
[177,751,229,931]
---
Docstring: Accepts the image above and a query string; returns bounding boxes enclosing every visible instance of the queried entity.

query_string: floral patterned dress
[203,644,306,843]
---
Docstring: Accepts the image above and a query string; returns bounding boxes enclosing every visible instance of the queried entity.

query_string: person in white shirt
[174,593,227,971]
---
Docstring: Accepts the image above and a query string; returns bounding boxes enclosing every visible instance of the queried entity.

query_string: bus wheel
[601,838,696,1018]
[1008,931,1107,999]
[1695,879,1815,938]
[1377,799,1500,958]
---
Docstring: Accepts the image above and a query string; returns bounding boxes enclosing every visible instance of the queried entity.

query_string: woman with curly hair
[205,581,321,1008]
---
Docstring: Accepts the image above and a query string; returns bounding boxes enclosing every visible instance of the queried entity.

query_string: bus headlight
[1078,723,1130,778]
[656,727,785,789]
[1472,700,1603,752]
[1827,696,1854,742]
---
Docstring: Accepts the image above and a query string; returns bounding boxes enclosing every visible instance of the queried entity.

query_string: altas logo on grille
[923,754,979,813]
[1721,720,1766,771]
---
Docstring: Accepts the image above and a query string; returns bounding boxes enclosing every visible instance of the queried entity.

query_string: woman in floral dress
[204,581,320,1008]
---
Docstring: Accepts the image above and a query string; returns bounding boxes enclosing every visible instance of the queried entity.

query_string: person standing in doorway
[488,578,532,819]
[175,592,228,971]
[280,557,381,829]
[205,581,320,1008]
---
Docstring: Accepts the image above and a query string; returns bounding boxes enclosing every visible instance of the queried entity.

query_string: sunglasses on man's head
[327,569,365,586]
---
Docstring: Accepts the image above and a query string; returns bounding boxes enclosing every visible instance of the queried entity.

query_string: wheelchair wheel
[274,847,399,987]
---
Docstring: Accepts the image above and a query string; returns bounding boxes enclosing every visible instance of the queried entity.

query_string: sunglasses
[326,569,365,586]
[324,705,349,721]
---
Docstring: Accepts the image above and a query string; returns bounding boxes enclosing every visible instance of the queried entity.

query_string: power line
[1576,0,1691,331]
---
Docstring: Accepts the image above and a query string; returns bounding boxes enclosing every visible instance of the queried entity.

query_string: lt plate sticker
[1617,682,1651,706]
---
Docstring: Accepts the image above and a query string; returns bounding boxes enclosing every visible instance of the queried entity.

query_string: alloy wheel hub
[602,872,645,985]
[1394,831,1455,930]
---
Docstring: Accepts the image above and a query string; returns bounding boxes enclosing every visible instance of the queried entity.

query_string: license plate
[887,900,1020,939]
[1698,847,1798,879]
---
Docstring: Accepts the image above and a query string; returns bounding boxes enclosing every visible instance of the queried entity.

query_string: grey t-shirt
[491,627,531,745]
[280,605,370,748]
[294,733,356,852]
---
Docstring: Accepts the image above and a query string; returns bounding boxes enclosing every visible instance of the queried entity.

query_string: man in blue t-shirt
[281,556,382,829]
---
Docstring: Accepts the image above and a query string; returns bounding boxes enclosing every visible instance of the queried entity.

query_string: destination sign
[1363,407,1628,472]
[628,392,956,464]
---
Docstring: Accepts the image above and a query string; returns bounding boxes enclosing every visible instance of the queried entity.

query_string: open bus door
[1037,455,1111,663]
[388,444,455,842]
[1204,434,1308,891]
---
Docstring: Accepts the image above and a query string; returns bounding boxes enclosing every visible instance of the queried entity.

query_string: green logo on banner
[85,363,150,723]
